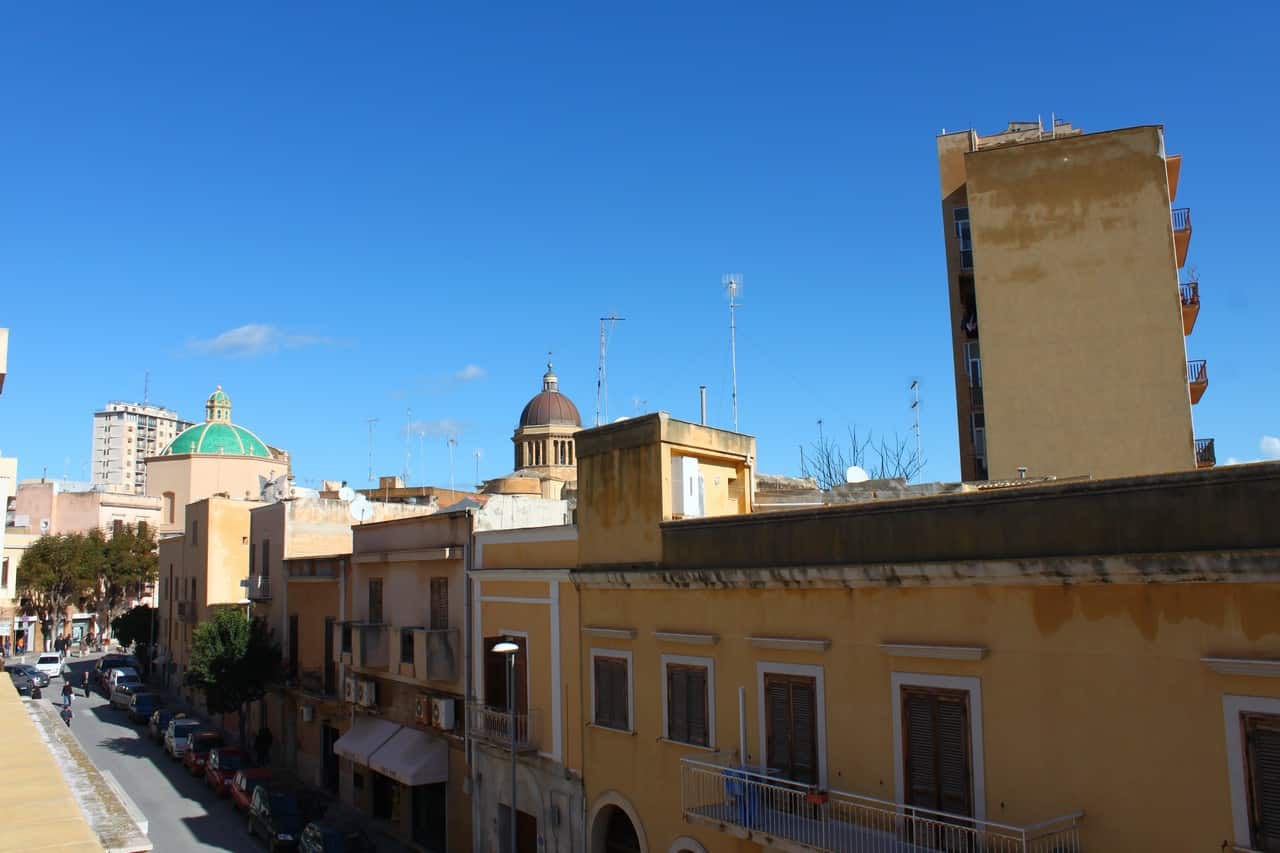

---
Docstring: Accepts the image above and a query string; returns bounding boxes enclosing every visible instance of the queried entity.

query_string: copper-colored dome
[519,391,581,427]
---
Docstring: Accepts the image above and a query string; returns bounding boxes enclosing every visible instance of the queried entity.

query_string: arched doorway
[601,807,640,853]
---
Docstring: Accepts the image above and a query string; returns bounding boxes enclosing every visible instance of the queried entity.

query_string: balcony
[969,384,983,412]
[1196,438,1216,469]
[1171,207,1192,268]
[466,702,540,753]
[334,622,388,670]
[1179,281,1200,336]
[680,754,1083,853]
[286,556,345,580]
[246,574,272,600]
[1166,153,1182,203]
[1187,359,1208,404]
[398,628,459,683]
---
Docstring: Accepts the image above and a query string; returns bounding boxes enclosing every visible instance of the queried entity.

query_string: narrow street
[56,656,258,852]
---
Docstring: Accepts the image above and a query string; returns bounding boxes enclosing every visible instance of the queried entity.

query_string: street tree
[92,522,158,639]
[16,533,98,648]
[185,607,282,748]
[110,604,157,674]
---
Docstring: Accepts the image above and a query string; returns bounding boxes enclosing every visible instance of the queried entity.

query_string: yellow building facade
[469,413,1280,853]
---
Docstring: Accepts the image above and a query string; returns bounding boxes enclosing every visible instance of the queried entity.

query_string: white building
[91,402,193,495]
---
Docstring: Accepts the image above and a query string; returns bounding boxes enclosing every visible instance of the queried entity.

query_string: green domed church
[161,387,273,458]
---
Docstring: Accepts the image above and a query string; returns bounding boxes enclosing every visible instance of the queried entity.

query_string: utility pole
[723,274,743,432]
[596,315,626,426]
[365,418,379,485]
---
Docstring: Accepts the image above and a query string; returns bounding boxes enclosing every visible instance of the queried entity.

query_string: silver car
[165,718,202,758]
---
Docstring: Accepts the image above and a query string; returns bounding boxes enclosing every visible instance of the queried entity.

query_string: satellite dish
[338,486,356,503]
[845,466,869,484]
[349,495,375,523]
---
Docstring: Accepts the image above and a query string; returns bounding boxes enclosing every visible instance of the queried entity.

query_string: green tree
[93,522,159,637]
[16,533,98,647]
[110,605,157,675]
[185,608,282,748]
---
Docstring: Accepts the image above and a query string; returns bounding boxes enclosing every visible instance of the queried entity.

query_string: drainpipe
[464,508,479,853]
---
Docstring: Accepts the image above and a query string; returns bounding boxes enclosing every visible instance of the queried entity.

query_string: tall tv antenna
[143,370,150,405]
[910,379,922,467]
[473,448,483,489]
[365,417,379,485]
[447,436,458,494]
[596,315,626,426]
[402,408,413,484]
[723,274,744,432]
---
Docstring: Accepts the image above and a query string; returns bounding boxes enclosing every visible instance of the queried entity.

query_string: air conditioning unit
[343,676,357,703]
[414,694,429,725]
[358,680,377,708]
[430,697,455,731]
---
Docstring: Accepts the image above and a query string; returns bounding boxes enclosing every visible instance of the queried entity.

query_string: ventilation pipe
[699,386,707,426]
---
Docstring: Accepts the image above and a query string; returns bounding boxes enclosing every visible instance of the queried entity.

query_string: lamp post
[492,639,520,853]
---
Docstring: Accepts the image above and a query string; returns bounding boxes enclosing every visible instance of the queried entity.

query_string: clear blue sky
[2,2,1277,488]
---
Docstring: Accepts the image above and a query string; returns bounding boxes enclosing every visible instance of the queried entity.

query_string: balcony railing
[246,574,272,600]
[354,624,388,669]
[1187,359,1208,404]
[1171,207,1192,268]
[467,702,539,753]
[1179,281,1201,335]
[286,557,344,579]
[422,628,459,683]
[681,755,1083,853]
[1195,438,1216,469]
[969,384,984,411]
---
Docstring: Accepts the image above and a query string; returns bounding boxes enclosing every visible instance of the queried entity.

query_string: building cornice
[881,643,988,661]
[1202,657,1280,678]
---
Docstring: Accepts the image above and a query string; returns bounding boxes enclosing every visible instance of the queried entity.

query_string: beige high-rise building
[91,401,194,495]
[937,121,1210,482]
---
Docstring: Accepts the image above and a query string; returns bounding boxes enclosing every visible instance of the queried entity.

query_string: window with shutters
[764,672,819,785]
[368,579,383,624]
[664,656,712,747]
[901,686,973,818]
[430,577,449,630]
[401,629,416,665]
[1244,713,1280,851]
[592,651,632,732]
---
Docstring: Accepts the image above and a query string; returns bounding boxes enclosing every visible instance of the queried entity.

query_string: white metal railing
[467,702,539,752]
[681,755,1083,853]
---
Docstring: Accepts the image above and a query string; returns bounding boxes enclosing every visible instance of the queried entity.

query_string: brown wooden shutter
[430,577,448,630]
[1245,714,1280,850]
[902,687,973,817]
[595,656,628,729]
[765,675,793,774]
[790,678,817,785]
[668,666,689,743]
[687,666,709,747]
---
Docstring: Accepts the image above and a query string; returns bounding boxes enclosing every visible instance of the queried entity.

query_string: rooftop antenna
[143,370,150,405]
[910,379,922,473]
[447,436,458,494]
[402,408,412,484]
[596,316,626,426]
[417,429,426,486]
[473,449,483,489]
[365,417,379,485]
[723,274,743,432]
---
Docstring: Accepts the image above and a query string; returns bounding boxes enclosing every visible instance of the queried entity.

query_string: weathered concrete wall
[966,125,1194,480]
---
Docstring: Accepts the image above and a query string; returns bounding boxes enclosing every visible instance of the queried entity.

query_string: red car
[229,767,273,812]
[182,731,225,776]
[203,747,247,795]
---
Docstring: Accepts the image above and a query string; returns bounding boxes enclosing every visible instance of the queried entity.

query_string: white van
[34,653,62,679]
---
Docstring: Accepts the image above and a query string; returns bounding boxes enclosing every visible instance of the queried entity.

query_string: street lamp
[492,639,520,853]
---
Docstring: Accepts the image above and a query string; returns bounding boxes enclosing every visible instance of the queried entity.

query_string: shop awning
[368,725,449,786]
[333,717,400,765]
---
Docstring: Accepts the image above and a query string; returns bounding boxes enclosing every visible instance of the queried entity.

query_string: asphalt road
[56,656,261,852]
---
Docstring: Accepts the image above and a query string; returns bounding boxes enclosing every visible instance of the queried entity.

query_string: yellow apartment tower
[937,120,1211,481]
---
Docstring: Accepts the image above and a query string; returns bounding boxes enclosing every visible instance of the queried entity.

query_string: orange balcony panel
[1195,438,1215,469]
[1172,207,1192,268]
[1180,282,1200,336]
[1166,154,1182,203]
[1187,359,1208,404]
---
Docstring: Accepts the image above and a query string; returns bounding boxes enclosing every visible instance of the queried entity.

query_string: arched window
[163,492,175,524]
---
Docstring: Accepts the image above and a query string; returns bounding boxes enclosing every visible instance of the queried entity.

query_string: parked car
[34,653,62,679]
[204,746,246,795]
[149,709,176,742]
[299,821,374,853]
[182,731,225,775]
[229,768,273,813]
[247,787,306,851]
[164,718,203,758]
[10,674,33,697]
[109,675,142,708]
[128,691,162,723]
[95,655,139,690]
[106,667,139,691]
[8,664,49,688]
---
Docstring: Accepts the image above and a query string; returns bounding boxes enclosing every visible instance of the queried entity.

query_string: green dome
[162,422,271,458]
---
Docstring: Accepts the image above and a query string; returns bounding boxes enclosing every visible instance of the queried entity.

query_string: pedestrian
[61,680,73,708]
[254,726,273,766]
[60,704,72,727]
[83,669,92,698]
